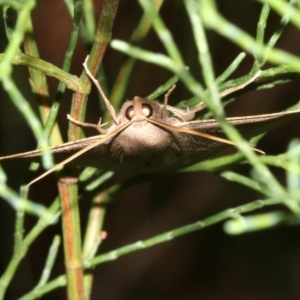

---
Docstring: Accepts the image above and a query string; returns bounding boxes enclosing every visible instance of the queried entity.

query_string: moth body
[0,97,300,178]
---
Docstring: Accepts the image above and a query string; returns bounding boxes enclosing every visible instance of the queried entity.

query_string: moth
[0,60,299,186]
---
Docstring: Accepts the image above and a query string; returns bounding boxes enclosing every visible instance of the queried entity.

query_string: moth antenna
[162,85,176,118]
[27,120,133,186]
[67,114,108,134]
[147,118,264,155]
[83,56,119,124]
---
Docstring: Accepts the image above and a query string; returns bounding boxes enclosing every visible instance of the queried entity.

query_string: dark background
[1,1,300,299]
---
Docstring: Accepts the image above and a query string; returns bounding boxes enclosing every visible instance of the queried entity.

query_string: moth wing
[0,121,133,172]
[186,110,300,139]
[156,110,300,172]
[0,135,105,163]
[1,110,299,176]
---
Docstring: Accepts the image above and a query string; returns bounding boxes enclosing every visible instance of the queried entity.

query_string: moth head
[118,97,163,123]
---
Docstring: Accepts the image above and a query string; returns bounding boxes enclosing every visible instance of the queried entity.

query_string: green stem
[20,197,280,299]
[110,0,164,110]
[200,1,300,71]
[0,199,60,300]
[185,0,300,215]
[82,194,107,299]
[0,53,79,90]
[0,1,52,168]
[44,0,83,139]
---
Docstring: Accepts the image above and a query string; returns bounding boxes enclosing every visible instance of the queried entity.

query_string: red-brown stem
[58,176,84,300]
[62,1,120,299]
[69,0,120,141]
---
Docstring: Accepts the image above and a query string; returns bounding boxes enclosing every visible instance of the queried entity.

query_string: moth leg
[164,86,200,121]
[166,105,202,121]
[83,56,119,124]
[161,85,176,118]
[166,70,262,121]
[67,114,107,134]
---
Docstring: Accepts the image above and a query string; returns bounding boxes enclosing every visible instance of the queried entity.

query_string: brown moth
[0,59,299,185]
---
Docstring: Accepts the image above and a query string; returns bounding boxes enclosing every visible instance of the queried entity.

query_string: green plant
[1,0,300,299]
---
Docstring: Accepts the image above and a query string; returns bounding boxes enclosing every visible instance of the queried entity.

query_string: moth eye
[125,104,153,120]
[125,106,135,120]
[142,104,153,117]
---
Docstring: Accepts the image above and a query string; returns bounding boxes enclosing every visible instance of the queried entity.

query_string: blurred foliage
[1,0,300,299]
